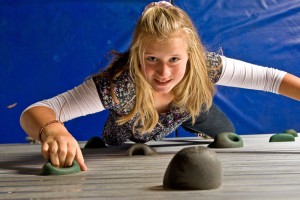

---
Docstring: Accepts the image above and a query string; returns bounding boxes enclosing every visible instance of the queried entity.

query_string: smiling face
[142,34,189,95]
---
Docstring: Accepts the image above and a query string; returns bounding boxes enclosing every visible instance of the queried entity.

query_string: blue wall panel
[0,0,299,143]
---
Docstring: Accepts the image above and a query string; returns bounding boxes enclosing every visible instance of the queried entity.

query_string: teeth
[157,80,169,83]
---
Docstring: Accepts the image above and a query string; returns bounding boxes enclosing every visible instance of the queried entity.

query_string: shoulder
[112,70,135,100]
[206,52,223,83]
[92,70,135,109]
[206,52,222,67]
[93,70,133,89]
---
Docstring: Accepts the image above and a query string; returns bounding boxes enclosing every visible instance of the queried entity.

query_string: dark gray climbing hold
[163,146,222,190]
[84,136,106,148]
[127,143,157,156]
[269,133,295,142]
[284,129,298,137]
[208,132,243,148]
[41,160,81,176]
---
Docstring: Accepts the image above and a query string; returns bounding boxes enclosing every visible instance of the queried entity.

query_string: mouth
[154,79,172,86]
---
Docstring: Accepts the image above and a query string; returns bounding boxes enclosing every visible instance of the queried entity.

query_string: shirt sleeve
[21,78,105,122]
[206,52,223,83]
[216,55,287,94]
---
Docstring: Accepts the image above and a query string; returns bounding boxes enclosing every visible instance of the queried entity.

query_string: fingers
[42,141,61,167]
[45,141,61,167]
[49,143,60,167]
[75,145,87,171]
[41,139,86,170]
[64,142,77,167]
[41,142,50,161]
[58,142,68,167]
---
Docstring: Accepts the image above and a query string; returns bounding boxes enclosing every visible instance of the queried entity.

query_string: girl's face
[142,35,189,95]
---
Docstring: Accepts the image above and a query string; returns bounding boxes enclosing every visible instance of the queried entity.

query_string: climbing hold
[269,133,295,142]
[127,143,157,156]
[163,146,222,190]
[208,132,243,148]
[84,136,106,148]
[41,160,81,176]
[283,129,298,137]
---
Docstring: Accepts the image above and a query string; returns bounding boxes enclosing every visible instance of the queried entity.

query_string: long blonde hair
[100,4,215,133]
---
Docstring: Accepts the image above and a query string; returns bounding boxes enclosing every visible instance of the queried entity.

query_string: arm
[20,106,87,170]
[216,56,287,94]
[20,79,104,170]
[278,73,300,101]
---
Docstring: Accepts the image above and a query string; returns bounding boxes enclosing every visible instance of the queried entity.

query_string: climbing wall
[0,0,299,143]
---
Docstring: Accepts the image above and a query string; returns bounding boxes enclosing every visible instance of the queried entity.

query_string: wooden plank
[1,134,300,199]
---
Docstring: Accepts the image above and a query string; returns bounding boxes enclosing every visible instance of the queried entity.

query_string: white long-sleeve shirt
[22,55,286,123]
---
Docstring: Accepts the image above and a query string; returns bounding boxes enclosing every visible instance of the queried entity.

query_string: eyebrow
[144,53,182,56]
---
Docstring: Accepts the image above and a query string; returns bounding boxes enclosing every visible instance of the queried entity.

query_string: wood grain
[1,134,300,200]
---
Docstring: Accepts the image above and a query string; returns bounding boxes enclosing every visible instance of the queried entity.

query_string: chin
[153,88,172,95]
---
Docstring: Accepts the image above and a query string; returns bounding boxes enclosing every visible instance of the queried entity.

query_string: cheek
[175,64,187,80]
[143,65,153,79]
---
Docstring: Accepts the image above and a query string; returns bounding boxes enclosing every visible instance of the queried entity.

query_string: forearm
[20,106,67,141]
[20,106,87,170]
[278,73,300,101]
[20,79,104,141]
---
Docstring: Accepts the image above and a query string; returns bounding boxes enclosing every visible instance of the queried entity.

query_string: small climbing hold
[208,132,243,148]
[163,146,222,190]
[41,160,81,176]
[269,133,295,142]
[127,143,157,156]
[84,136,106,148]
[283,129,298,137]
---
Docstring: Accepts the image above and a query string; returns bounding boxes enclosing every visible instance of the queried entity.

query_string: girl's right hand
[40,128,87,171]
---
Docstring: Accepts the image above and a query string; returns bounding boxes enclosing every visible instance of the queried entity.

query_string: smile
[154,79,172,86]
[157,79,170,83]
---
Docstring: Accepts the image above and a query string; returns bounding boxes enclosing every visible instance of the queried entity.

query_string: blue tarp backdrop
[0,0,299,144]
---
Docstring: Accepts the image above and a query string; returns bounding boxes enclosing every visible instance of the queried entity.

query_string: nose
[156,63,171,78]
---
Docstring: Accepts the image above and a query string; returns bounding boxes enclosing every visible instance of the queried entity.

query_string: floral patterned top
[93,52,222,145]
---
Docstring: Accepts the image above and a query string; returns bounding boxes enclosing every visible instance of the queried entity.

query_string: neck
[154,92,174,113]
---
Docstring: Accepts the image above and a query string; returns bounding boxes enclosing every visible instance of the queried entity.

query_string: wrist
[39,120,64,143]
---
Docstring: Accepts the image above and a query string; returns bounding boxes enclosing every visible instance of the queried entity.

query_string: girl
[20,1,300,171]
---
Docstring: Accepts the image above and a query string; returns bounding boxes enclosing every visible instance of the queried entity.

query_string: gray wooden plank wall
[1,135,300,200]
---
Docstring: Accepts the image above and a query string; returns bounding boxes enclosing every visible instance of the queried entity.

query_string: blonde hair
[101,4,215,133]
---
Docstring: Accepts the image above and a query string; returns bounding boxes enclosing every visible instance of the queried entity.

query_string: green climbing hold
[269,133,295,142]
[283,129,298,137]
[84,136,106,148]
[208,132,243,148]
[41,160,81,176]
[127,143,157,156]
